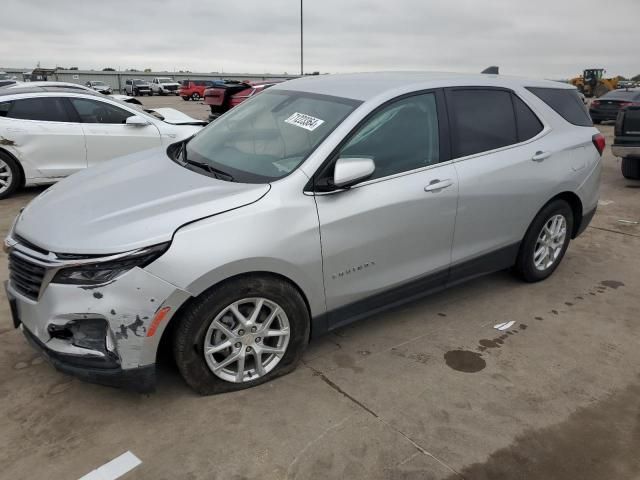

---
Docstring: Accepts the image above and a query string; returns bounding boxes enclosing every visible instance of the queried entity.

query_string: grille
[9,251,46,300]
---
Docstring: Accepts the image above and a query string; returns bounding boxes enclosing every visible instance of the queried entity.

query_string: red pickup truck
[203,80,283,120]
[179,80,219,101]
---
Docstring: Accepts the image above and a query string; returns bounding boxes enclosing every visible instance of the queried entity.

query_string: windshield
[133,80,146,85]
[158,78,173,83]
[184,90,360,183]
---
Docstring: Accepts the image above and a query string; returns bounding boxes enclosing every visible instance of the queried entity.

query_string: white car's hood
[148,107,207,126]
[15,149,270,254]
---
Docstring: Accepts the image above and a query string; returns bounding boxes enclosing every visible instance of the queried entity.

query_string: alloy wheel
[203,298,290,383]
[0,158,13,195]
[533,214,567,271]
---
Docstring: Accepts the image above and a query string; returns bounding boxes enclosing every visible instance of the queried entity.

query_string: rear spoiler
[481,66,499,74]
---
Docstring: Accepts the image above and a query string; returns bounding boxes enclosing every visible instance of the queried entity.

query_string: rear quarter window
[526,87,592,127]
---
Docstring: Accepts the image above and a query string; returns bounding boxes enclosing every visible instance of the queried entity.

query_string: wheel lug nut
[234,342,241,348]
[238,329,245,335]
[255,337,261,343]
[251,326,257,333]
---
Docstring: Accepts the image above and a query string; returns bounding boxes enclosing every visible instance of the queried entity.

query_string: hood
[148,107,207,126]
[15,149,270,255]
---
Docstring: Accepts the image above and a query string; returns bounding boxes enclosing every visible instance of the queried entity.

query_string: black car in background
[590,89,640,124]
[612,105,640,179]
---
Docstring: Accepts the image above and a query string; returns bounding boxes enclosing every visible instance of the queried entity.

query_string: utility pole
[300,0,304,76]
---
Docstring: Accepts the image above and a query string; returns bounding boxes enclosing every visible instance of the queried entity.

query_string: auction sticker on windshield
[285,112,325,131]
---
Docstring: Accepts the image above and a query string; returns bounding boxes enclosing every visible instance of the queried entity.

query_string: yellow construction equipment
[569,69,619,98]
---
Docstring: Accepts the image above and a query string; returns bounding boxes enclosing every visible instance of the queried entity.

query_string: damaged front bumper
[5,240,191,392]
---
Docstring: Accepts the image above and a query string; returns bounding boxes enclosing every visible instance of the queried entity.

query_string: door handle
[532,151,551,162]
[424,179,454,192]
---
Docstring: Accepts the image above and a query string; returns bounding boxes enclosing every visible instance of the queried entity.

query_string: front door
[67,97,161,166]
[312,91,458,327]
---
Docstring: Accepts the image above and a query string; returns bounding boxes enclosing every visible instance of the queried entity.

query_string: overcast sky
[2,0,639,79]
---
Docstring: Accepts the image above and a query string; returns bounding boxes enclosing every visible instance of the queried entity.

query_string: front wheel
[173,275,310,395]
[514,200,573,282]
[191,92,200,101]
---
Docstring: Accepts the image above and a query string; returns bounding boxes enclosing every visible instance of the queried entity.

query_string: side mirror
[125,115,150,126]
[333,157,375,188]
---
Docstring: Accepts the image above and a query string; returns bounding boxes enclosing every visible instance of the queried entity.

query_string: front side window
[184,90,360,183]
[448,89,517,158]
[338,93,440,180]
[69,98,134,124]
[0,101,11,117]
[7,97,69,122]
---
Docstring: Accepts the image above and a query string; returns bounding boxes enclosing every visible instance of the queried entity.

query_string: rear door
[446,88,549,280]
[67,97,161,167]
[1,96,86,178]
[313,91,459,326]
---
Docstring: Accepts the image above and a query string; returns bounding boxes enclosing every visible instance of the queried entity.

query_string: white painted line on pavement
[494,320,516,331]
[79,451,141,480]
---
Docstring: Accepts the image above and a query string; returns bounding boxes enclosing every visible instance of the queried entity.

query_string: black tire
[593,119,602,125]
[182,96,189,101]
[514,199,573,283]
[622,157,640,180]
[173,275,310,395]
[191,92,200,101]
[133,88,138,96]
[0,151,22,200]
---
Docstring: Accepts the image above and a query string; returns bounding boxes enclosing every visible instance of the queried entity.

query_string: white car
[151,77,181,96]
[0,86,205,198]
[85,80,112,95]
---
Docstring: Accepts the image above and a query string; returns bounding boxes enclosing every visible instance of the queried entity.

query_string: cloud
[1,0,639,78]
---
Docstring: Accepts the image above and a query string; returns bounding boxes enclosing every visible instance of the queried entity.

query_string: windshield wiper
[176,141,235,181]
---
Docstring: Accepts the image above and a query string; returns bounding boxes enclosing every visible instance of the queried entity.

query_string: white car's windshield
[184,90,360,183]
[158,78,173,83]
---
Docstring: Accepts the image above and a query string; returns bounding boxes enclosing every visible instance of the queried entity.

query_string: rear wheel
[0,151,22,200]
[182,96,189,101]
[191,92,200,101]
[622,157,640,179]
[514,200,573,282]
[173,275,310,395]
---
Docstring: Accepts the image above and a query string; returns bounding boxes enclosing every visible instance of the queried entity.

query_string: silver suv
[4,73,603,394]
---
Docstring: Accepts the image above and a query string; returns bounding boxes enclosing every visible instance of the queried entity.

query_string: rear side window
[448,89,516,158]
[512,95,544,141]
[7,98,70,122]
[526,87,591,127]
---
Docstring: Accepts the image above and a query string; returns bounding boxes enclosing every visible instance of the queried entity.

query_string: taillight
[591,100,600,108]
[592,133,605,155]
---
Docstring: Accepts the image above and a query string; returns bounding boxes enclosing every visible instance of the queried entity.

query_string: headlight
[52,243,169,285]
